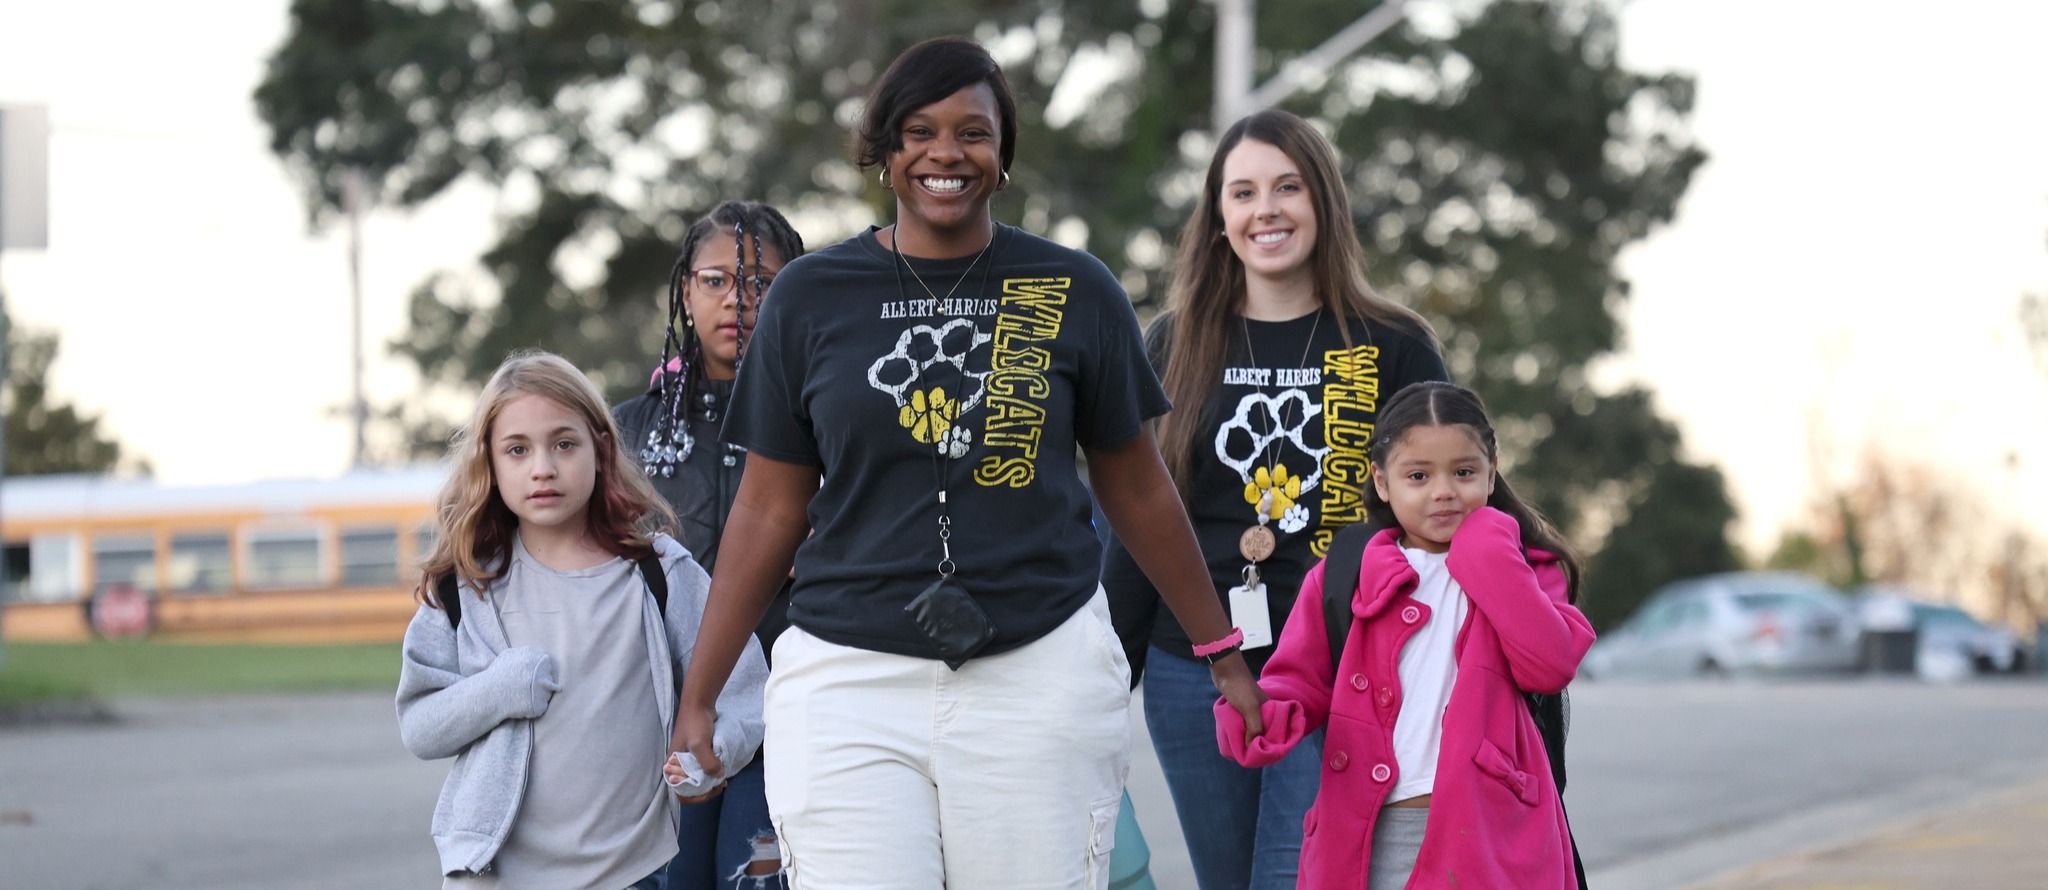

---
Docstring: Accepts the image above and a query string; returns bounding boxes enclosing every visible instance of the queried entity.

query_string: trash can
[1862,628,1919,674]
[1858,596,1918,675]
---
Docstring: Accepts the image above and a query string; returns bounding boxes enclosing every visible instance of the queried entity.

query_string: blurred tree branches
[255,0,1736,623]
[2,304,145,476]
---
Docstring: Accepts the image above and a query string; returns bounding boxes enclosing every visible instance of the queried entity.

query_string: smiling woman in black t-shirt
[670,37,1264,888]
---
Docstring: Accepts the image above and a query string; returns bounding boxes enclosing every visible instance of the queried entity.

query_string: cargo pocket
[1085,795,1120,889]
[1473,739,1541,806]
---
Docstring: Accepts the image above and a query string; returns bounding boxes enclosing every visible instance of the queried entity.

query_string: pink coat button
[1331,751,1350,771]
[1401,605,1422,623]
[1376,687,1394,708]
[1350,673,1369,692]
[1371,763,1391,783]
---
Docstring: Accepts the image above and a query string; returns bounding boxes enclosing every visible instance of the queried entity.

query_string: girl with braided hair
[613,200,805,889]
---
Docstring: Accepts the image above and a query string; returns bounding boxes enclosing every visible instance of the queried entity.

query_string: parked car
[1583,572,1861,679]
[1856,586,2026,677]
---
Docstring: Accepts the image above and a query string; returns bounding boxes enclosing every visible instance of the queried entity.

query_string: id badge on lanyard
[1228,565,1275,650]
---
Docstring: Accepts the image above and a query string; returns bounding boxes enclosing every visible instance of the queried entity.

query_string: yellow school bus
[1,467,444,644]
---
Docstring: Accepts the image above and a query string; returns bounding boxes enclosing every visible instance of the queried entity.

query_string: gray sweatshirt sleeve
[662,547,769,772]
[395,604,560,761]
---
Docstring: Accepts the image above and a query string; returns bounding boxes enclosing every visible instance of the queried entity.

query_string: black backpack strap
[636,555,668,617]
[435,558,663,635]
[1322,520,1379,671]
[436,573,464,630]
[1526,674,1586,888]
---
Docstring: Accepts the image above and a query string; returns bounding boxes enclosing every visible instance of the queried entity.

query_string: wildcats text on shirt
[974,278,1069,489]
[1314,344,1382,557]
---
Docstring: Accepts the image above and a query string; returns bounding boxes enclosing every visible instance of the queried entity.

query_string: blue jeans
[1143,647,1322,890]
[665,756,785,889]
[626,866,668,890]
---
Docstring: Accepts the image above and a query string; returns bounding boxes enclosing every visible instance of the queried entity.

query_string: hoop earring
[998,169,1011,191]
[879,166,892,190]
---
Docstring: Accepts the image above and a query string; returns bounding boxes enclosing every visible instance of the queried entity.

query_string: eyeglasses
[688,268,774,300]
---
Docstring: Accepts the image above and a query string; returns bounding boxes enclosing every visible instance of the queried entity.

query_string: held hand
[667,702,729,803]
[661,754,729,804]
[674,702,724,778]
[1209,653,1267,744]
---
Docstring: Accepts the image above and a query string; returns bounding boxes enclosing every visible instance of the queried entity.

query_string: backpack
[435,555,669,630]
[1322,521,1588,889]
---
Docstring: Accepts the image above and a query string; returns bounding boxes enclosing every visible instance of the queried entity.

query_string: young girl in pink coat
[1214,381,1595,889]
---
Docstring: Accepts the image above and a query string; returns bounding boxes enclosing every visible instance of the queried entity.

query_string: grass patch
[0,668,89,706]
[0,641,400,700]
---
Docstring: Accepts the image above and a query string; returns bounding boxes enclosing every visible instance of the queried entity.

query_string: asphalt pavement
[3,678,2046,889]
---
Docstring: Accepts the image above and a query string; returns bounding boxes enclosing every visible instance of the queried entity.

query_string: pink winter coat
[1214,507,1596,889]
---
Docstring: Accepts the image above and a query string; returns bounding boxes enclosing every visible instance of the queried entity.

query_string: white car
[1584,572,1861,679]
[1857,586,2026,677]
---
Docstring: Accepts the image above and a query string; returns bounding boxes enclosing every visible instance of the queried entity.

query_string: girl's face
[685,232,785,380]
[1371,423,1496,553]
[490,393,601,539]
[886,82,1003,246]
[1218,138,1319,286]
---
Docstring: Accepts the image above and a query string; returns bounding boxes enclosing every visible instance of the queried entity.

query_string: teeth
[923,177,965,193]
[1253,231,1289,244]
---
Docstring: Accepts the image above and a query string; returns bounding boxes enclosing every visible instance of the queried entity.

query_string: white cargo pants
[764,589,1132,889]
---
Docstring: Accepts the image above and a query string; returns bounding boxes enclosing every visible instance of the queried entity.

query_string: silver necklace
[894,225,995,309]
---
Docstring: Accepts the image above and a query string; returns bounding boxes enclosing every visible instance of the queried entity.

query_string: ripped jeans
[666,755,787,889]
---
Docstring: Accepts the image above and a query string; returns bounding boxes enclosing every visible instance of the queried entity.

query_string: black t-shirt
[1102,309,1448,672]
[725,224,1170,660]
[614,376,794,658]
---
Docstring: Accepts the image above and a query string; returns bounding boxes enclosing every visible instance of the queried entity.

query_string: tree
[1783,446,2045,628]
[1,303,144,476]
[256,0,1736,622]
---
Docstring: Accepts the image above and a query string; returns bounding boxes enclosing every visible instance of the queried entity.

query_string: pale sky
[1,0,2045,557]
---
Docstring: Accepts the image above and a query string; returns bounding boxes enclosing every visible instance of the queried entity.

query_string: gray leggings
[1367,807,1429,890]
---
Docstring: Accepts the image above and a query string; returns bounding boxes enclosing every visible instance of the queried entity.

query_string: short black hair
[854,37,1018,175]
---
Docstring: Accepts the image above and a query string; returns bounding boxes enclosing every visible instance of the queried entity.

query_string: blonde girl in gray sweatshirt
[398,351,768,889]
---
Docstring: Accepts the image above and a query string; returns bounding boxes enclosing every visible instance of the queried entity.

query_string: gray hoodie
[395,534,768,876]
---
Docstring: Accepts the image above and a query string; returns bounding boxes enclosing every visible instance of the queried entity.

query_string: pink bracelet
[1192,628,1245,658]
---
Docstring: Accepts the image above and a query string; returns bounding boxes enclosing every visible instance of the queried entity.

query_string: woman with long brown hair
[1103,109,1448,890]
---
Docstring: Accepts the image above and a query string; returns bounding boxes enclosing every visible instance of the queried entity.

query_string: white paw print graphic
[940,426,973,459]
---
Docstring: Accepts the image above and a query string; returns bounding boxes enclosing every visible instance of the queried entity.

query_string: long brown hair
[1157,109,1436,488]
[1366,381,1582,604]
[418,351,677,606]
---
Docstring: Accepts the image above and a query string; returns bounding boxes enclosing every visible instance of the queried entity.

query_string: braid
[642,221,713,476]
[733,214,754,373]
[642,201,805,478]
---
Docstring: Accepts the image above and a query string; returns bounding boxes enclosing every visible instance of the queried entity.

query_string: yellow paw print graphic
[1244,464,1301,520]
[899,386,961,445]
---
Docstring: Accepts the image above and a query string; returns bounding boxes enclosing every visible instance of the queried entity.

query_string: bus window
[414,523,437,565]
[92,535,159,595]
[168,532,234,595]
[339,526,400,587]
[27,534,84,602]
[3,543,28,603]
[243,527,326,590]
